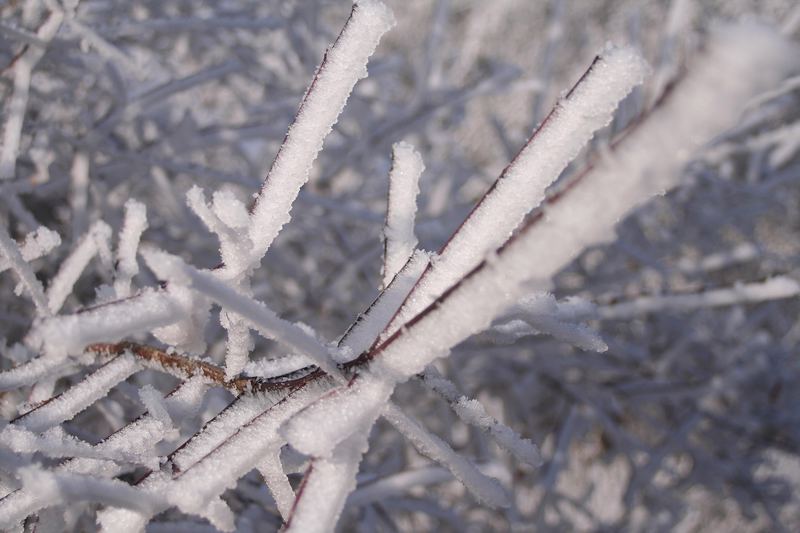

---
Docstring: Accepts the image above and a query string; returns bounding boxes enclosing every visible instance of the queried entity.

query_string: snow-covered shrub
[0,0,799,531]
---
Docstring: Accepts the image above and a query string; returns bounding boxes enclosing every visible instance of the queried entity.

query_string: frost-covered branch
[84,341,324,395]
[0,221,51,316]
[30,288,188,359]
[46,222,111,314]
[248,0,395,264]
[488,293,607,352]
[283,23,797,524]
[379,45,649,341]
[382,403,510,507]
[0,2,797,531]
[12,355,140,433]
[112,200,147,299]
[382,141,424,288]
[0,6,64,181]
[142,249,345,380]
[421,368,542,466]
[0,227,60,275]
[595,276,800,319]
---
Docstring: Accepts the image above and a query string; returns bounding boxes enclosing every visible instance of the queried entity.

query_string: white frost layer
[596,276,800,319]
[489,293,606,351]
[248,0,395,264]
[286,28,798,515]
[284,385,510,525]
[138,384,174,430]
[114,199,148,298]
[171,393,274,473]
[373,22,798,382]
[47,221,112,313]
[285,433,369,533]
[488,317,607,352]
[186,186,251,276]
[382,141,424,288]
[143,249,343,379]
[31,287,187,359]
[221,313,253,379]
[212,189,250,230]
[152,284,211,355]
[0,425,146,465]
[97,385,328,532]
[338,249,429,357]
[0,379,207,528]
[0,226,61,274]
[383,45,649,338]
[422,368,541,466]
[0,220,50,315]
[283,374,392,457]
[14,355,139,433]
[0,9,63,181]
[0,356,68,392]
[72,378,207,477]
[166,386,327,530]
[244,353,316,378]
[514,293,597,321]
[257,448,295,521]
[382,403,509,507]
[289,402,508,531]
[15,467,161,515]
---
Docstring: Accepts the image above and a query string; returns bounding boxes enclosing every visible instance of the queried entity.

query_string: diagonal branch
[247,0,396,267]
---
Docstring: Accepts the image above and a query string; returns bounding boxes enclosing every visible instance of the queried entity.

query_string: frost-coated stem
[0,221,50,316]
[0,379,208,528]
[221,315,253,380]
[339,249,429,356]
[285,45,648,524]
[142,249,345,381]
[421,368,542,466]
[186,186,254,375]
[0,356,67,392]
[381,45,648,340]
[97,384,328,532]
[286,24,797,521]
[47,221,112,313]
[286,396,510,529]
[113,200,148,298]
[13,468,163,518]
[595,276,800,319]
[371,22,797,381]
[491,293,607,352]
[32,288,186,359]
[284,433,368,533]
[12,355,140,433]
[257,449,295,521]
[0,8,64,180]
[0,227,60,275]
[382,403,509,507]
[382,142,424,288]
[248,0,395,265]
